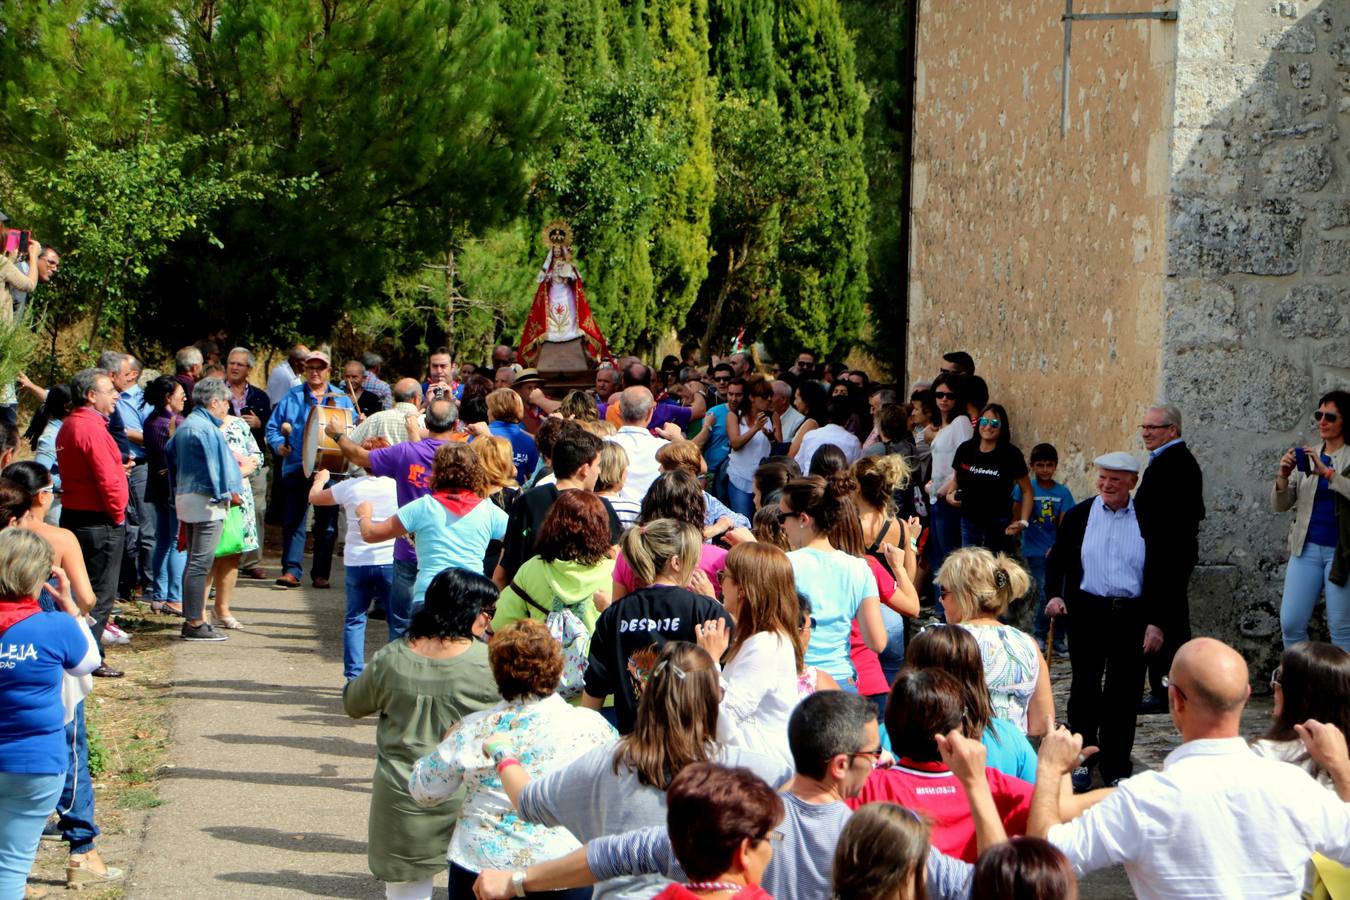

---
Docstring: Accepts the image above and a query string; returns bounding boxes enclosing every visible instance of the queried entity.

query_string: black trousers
[61,509,126,656]
[1146,558,1197,696]
[1066,593,1147,783]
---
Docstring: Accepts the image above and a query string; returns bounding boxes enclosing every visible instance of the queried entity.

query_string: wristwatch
[1016,519,1029,529]
[511,871,527,898]
[490,745,514,767]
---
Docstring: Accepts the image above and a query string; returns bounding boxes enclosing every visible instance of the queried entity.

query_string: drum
[302,404,354,477]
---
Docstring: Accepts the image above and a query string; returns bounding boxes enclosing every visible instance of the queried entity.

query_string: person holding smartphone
[1272,389,1350,650]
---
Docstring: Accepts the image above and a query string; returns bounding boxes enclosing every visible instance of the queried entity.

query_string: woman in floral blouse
[409,619,614,898]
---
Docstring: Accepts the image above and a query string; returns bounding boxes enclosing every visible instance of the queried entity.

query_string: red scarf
[432,489,483,517]
[0,597,42,637]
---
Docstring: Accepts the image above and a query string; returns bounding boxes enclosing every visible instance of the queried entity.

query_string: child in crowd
[1011,443,1074,656]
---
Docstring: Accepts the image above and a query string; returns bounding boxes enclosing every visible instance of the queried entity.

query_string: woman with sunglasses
[945,403,1033,555]
[344,567,501,900]
[1273,389,1350,649]
[778,476,887,692]
[925,373,972,615]
[1252,641,1350,789]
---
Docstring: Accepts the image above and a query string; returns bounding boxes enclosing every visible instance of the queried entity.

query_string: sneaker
[101,622,131,646]
[1071,765,1093,794]
[181,622,228,642]
[1053,641,1069,657]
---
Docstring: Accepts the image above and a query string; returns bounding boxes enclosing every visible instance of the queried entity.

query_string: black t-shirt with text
[584,584,733,734]
[952,439,1028,524]
[497,484,623,578]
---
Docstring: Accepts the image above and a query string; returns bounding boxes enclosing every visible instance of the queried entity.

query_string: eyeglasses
[849,748,885,768]
[1270,666,1282,688]
[977,417,1002,428]
[1314,411,1341,423]
[1170,681,1187,702]
[799,616,817,631]
[1139,424,1171,431]
[758,830,786,846]
[37,485,54,495]
[933,391,955,399]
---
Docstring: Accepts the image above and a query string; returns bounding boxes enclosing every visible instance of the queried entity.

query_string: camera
[4,230,31,254]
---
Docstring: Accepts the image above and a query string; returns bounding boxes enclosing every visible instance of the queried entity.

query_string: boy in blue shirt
[1012,442,1075,656]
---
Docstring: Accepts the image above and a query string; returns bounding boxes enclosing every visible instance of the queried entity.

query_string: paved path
[126,568,435,899]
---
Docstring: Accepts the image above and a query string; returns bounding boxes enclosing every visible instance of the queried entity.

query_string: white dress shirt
[716,630,798,770]
[1079,497,1146,598]
[266,362,303,406]
[607,426,666,512]
[1048,737,1350,900]
[794,423,862,473]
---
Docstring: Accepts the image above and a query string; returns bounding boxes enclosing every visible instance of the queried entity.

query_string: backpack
[509,578,592,700]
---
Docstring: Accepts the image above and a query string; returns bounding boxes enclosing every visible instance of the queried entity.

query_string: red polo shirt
[55,406,128,522]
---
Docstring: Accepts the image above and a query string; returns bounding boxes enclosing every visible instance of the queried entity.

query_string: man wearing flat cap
[1045,451,1162,790]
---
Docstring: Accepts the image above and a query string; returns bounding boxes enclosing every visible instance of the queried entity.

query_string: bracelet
[496,757,521,775]
[511,870,527,898]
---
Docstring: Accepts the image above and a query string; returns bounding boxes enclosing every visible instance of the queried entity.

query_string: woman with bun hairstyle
[343,567,501,900]
[937,547,1051,735]
[582,518,733,733]
[777,476,886,690]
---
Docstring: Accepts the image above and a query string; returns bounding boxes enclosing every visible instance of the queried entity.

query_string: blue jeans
[1028,554,1067,647]
[726,483,756,519]
[344,564,393,680]
[281,470,339,580]
[0,771,65,896]
[877,605,907,685]
[54,701,99,854]
[928,501,962,617]
[960,515,1016,555]
[1281,541,1350,650]
[149,498,186,602]
[389,559,418,641]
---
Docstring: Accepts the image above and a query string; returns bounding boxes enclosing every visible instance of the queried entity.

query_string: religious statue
[519,220,607,369]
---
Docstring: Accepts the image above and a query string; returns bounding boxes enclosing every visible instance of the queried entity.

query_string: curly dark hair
[408,567,498,640]
[536,490,612,566]
[431,442,487,495]
[638,469,706,529]
[489,619,564,701]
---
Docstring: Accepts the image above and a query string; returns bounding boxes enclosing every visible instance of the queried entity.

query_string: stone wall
[907,0,1176,484]
[1164,0,1350,662]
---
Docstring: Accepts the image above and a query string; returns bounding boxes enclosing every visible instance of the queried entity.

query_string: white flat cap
[1093,451,1141,473]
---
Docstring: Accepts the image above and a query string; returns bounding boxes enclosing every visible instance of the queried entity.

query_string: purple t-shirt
[598,400,693,431]
[368,438,445,563]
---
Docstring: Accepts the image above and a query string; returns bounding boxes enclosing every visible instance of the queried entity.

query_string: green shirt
[494,556,616,634]
[343,638,499,882]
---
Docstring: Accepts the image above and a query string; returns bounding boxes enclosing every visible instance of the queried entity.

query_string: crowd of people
[1,329,1349,900]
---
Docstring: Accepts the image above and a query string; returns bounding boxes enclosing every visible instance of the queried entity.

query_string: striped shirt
[1079,497,1146,598]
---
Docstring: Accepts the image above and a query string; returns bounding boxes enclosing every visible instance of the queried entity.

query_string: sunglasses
[933,391,956,399]
[978,417,1002,428]
[1314,411,1340,423]
[1270,665,1282,688]
[776,509,799,524]
[713,376,730,383]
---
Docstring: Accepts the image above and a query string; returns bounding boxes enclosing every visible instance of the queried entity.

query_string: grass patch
[27,603,180,897]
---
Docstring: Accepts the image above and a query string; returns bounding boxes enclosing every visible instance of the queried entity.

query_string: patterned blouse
[959,622,1041,733]
[408,693,615,872]
[220,416,264,554]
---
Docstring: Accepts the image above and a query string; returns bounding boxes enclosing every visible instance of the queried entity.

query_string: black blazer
[1134,441,1205,618]
[1045,496,1163,630]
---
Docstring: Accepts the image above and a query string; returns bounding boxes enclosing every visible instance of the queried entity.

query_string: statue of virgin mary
[518,220,607,369]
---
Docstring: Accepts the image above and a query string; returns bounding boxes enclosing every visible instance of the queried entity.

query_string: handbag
[214,505,245,558]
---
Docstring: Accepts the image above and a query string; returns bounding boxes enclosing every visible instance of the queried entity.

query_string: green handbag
[214,506,245,558]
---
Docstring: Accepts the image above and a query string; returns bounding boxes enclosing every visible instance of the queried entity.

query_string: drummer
[265,350,357,590]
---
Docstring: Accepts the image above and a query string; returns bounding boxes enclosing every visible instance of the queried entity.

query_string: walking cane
[1046,618,1057,670]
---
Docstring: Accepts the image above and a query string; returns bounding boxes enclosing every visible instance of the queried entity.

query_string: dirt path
[125,569,429,899]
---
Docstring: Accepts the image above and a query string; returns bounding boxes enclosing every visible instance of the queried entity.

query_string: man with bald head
[606,386,669,515]
[1046,451,1165,789]
[349,378,424,447]
[1031,637,1350,899]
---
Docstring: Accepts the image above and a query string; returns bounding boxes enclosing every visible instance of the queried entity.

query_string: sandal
[151,601,184,617]
[216,615,245,630]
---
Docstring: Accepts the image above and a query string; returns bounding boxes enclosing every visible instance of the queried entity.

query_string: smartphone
[3,230,29,254]
[1295,447,1315,474]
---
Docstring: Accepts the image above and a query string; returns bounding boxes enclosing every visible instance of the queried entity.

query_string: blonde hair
[581,419,617,438]
[0,528,54,601]
[486,388,524,423]
[656,440,705,479]
[595,442,629,493]
[619,518,703,588]
[935,546,1030,620]
[853,455,911,514]
[473,435,519,491]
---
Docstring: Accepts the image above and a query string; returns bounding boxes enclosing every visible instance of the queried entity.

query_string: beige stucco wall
[907,0,1177,488]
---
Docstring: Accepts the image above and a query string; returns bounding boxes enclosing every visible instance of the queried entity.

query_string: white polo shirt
[1048,737,1350,899]
[607,426,666,513]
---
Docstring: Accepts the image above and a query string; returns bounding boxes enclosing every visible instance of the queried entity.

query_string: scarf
[432,489,483,517]
[0,597,42,637]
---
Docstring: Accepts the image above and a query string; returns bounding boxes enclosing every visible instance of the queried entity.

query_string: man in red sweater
[56,367,129,677]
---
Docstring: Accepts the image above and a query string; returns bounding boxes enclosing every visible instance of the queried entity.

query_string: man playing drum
[265,350,356,589]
